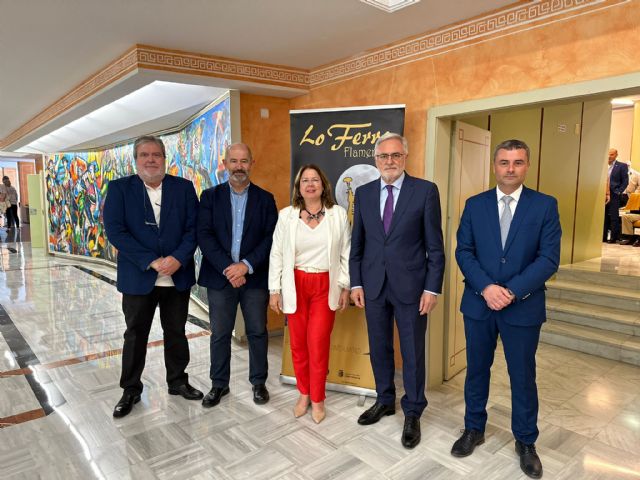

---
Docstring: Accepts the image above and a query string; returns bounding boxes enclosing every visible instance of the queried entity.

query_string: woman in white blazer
[269,164,350,423]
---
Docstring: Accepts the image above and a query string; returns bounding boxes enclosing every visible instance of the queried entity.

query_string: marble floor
[1,229,639,479]
[565,243,640,277]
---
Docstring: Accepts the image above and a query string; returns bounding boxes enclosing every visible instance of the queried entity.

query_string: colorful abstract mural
[46,95,232,304]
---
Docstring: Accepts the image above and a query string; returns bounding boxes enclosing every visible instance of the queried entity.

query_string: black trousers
[603,194,622,241]
[6,204,19,228]
[120,287,191,395]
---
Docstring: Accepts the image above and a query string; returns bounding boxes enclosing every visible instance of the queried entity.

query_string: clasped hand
[224,262,249,288]
[482,284,515,311]
[150,256,181,276]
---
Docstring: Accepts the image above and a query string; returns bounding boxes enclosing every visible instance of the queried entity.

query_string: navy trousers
[364,280,428,417]
[463,313,541,444]
[207,285,269,388]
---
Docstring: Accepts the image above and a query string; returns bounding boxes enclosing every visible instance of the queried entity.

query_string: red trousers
[288,269,335,402]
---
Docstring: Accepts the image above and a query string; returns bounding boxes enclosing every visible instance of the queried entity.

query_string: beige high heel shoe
[311,401,325,424]
[293,395,310,418]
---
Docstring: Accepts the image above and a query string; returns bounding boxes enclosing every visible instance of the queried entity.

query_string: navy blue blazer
[455,186,561,326]
[197,182,277,290]
[609,161,629,195]
[349,174,445,304]
[103,174,199,295]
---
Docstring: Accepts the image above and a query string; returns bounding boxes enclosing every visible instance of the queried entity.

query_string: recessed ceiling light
[611,98,635,106]
[360,0,420,13]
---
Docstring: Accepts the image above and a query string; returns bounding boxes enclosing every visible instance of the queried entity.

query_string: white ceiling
[0,0,516,152]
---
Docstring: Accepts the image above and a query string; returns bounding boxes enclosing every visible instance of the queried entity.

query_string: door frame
[424,71,640,387]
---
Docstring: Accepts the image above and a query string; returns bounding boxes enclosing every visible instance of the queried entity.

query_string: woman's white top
[295,218,330,271]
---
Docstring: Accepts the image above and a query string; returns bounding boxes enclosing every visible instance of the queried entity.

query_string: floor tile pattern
[1,229,639,479]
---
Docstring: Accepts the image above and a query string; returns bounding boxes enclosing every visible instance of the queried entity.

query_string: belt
[295,266,329,273]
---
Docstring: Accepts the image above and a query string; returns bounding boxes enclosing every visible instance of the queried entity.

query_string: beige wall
[632,103,640,171]
[610,107,634,164]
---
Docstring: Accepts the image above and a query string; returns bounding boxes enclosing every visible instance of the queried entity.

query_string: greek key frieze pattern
[310,0,625,86]
[137,49,309,87]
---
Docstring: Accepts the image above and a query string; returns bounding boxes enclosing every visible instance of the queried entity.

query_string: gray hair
[493,139,530,163]
[374,132,409,155]
[133,135,166,160]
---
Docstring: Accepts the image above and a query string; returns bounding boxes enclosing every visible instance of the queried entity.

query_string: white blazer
[268,205,351,314]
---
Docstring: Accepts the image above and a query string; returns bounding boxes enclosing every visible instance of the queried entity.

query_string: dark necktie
[383,184,394,234]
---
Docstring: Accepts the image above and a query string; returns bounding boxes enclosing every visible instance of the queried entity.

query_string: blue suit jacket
[103,174,199,295]
[197,182,277,290]
[609,161,629,195]
[455,186,561,326]
[349,174,445,304]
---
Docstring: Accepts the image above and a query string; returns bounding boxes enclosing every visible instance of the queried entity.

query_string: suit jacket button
[500,258,506,263]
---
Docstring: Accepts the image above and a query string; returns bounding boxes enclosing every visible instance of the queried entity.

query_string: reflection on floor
[0,230,639,479]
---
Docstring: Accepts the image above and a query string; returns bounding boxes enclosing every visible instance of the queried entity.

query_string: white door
[444,121,491,380]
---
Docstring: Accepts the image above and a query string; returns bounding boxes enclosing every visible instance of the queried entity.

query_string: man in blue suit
[104,135,203,419]
[350,132,445,449]
[197,143,277,407]
[603,148,629,243]
[451,139,561,479]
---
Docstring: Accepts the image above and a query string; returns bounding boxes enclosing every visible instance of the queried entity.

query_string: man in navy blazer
[104,135,203,419]
[350,133,445,449]
[197,143,277,407]
[603,148,629,243]
[451,139,561,479]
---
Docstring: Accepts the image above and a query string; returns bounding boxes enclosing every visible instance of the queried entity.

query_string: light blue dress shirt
[230,186,253,274]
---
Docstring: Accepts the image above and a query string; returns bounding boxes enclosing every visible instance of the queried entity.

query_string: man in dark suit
[197,143,277,407]
[451,139,561,479]
[349,132,445,449]
[104,135,203,419]
[604,148,629,243]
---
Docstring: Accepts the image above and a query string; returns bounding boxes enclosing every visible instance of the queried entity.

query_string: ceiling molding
[310,0,629,87]
[0,0,628,150]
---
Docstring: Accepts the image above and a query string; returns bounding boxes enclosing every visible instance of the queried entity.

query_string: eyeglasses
[137,152,165,159]
[375,152,405,161]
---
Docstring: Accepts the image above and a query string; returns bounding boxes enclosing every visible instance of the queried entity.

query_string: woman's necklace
[302,206,325,223]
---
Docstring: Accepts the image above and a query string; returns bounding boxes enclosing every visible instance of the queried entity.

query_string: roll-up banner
[282,105,405,396]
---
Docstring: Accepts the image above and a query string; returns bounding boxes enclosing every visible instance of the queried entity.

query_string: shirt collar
[230,182,250,196]
[496,184,523,203]
[380,172,405,191]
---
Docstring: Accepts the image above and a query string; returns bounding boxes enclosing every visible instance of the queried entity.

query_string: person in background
[104,135,202,418]
[0,180,7,227]
[269,164,350,424]
[2,176,19,229]
[451,139,561,479]
[197,143,277,408]
[603,148,628,243]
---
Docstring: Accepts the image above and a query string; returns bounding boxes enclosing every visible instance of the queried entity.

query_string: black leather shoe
[633,239,640,247]
[252,384,269,405]
[401,416,421,449]
[357,402,396,425]
[202,386,230,408]
[168,383,204,400]
[515,440,543,479]
[619,239,633,245]
[113,392,141,418]
[451,429,485,457]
